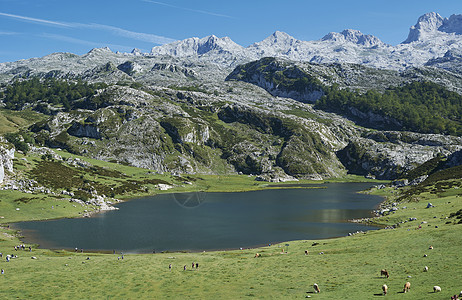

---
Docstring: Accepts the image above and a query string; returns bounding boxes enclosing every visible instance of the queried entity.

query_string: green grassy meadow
[0,151,461,299]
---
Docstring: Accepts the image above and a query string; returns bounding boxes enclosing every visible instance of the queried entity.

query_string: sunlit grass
[0,149,460,298]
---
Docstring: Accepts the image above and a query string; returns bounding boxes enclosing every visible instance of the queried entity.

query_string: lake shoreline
[13,182,385,253]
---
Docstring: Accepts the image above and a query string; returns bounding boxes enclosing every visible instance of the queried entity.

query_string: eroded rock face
[337,132,462,179]
[226,58,325,103]
[67,122,101,139]
[0,142,15,184]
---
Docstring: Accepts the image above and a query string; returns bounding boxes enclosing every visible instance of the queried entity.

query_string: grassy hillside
[0,109,46,135]
[0,187,461,299]
[0,150,461,299]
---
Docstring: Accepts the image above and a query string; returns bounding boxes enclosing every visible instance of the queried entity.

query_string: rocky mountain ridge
[1,12,461,74]
[0,12,461,181]
[146,12,462,70]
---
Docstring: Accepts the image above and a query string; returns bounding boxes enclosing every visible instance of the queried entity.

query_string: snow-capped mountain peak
[246,31,300,58]
[440,14,462,35]
[321,29,385,47]
[403,12,445,43]
[150,34,244,57]
[254,31,298,47]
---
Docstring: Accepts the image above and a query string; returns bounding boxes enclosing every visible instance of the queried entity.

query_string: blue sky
[0,0,461,63]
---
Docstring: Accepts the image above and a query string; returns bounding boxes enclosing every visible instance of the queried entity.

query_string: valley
[0,10,461,299]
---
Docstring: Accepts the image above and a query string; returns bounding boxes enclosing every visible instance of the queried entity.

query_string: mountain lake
[13,183,384,253]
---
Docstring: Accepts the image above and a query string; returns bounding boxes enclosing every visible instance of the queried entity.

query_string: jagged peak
[439,14,462,35]
[259,31,297,44]
[403,12,445,43]
[417,12,444,31]
[247,31,299,52]
[271,30,293,39]
[321,29,384,47]
[87,47,113,54]
[131,48,142,55]
[150,34,243,57]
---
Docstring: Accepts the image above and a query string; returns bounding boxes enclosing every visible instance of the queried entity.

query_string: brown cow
[403,282,411,293]
[382,284,388,295]
[381,269,390,278]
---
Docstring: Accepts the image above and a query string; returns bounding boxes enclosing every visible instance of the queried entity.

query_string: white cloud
[142,0,234,19]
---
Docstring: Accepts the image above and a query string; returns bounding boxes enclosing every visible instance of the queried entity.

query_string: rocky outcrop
[446,149,462,168]
[403,12,445,43]
[226,57,325,103]
[337,131,462,179]
[151,63,196,78]
[425,49,462,74]
[346,107,402,130]
[117,61,143,75]
[67,122,101,139]
[321,29,386,47]
[0,142,15,184]
[1,13,462,182]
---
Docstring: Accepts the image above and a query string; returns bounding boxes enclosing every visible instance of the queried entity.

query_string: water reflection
[171,192,207,209]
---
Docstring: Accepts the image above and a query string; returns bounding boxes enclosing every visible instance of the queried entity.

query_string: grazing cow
[429,245,433,250]
[403,282,411,293]
[304,250,308,255]
[254,253,260,258]
[313,283,321,293]
[423,266,428,272]
[433,286,441,292]
[381,269,390,278]
[382,284,388,295]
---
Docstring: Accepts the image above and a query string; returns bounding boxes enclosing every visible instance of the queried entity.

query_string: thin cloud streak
[0,30,18,35]
[79,23,177,44]
[0,11,176,45]
[0,11,71,27]
[40,33,135,52]
[142,0,234,19]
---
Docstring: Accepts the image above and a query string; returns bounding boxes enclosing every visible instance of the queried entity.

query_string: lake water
[14,183,383,253]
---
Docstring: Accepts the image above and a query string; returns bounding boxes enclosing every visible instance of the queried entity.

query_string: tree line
[0,78,107,113]
[1,77,461,136]
[315,81,462,136]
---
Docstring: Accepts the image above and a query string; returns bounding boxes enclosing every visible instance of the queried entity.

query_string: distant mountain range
[1,12,461,74]
[147,12,462,70]
[0,12,462,182]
